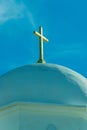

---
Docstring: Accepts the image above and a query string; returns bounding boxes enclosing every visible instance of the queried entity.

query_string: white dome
[0,63,87,107]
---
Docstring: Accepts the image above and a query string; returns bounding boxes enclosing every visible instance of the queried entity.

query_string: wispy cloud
[48,43,86,59]
[0,0,35,27]
[58,43,84,57]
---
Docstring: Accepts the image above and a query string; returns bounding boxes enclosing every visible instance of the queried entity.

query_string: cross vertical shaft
[34,26,48,63]
[39,26,44,62]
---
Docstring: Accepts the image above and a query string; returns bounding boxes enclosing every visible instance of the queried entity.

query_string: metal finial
[34,26,48,63]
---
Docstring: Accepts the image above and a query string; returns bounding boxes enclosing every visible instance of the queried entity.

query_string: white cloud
[0,0,35,27]
[61,43,86,57]
[48,43,86,59]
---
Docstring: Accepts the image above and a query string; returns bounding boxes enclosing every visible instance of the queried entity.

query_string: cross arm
[33,31,49,42]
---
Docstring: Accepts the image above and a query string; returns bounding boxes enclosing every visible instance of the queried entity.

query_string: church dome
[0,63,87,107]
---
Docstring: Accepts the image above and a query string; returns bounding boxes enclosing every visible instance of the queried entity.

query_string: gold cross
[34,26,48,63]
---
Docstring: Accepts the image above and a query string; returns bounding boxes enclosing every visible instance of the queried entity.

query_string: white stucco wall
[0,104,19,130]
[0,102,87,130]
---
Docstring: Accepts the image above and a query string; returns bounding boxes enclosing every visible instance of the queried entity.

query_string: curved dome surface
[0,63,87,107]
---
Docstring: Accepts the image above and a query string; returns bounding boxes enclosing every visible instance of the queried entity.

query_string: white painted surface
[0,102,87,130]
[0,63,87,129]
[0,63,87,107]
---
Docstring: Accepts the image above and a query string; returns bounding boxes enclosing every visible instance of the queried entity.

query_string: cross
[34,26,49,63]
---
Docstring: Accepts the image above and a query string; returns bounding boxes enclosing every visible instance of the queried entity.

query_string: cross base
[37,59,46,63]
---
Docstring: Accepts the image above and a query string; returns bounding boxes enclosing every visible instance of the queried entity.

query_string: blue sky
[0,0,87,77]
